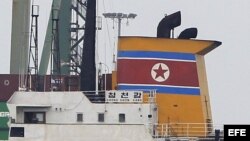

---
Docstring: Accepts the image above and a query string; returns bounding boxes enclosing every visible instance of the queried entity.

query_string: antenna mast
[27,4,39,91]
[50,8,61,91]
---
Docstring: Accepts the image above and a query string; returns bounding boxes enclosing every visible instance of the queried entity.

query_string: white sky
[1,0,250,125]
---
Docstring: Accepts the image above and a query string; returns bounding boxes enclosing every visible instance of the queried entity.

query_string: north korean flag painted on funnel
[117,51,200,95]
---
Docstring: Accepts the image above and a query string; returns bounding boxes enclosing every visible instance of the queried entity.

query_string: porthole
[4,80,10,86]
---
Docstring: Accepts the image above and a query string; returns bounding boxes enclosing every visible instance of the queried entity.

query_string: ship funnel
[178,27,198,39]
[157,11,181,38]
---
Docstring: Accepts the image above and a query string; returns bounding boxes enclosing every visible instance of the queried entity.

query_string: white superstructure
[7,90,157,141]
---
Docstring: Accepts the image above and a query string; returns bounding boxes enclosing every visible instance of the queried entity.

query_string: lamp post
[103,13,137,70]
[99,62,110,91]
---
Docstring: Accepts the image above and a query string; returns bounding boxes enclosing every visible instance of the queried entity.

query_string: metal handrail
[147,123,224,138]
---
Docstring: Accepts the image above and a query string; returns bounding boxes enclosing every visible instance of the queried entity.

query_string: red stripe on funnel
[117,59,199,87]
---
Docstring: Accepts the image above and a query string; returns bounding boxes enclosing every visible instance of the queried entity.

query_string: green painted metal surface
[39,0,62,75]
[10,0,31,75]
[38,11,53,75]
[0,102,9,140]
[39,0,72,75]
[58,0,72,75]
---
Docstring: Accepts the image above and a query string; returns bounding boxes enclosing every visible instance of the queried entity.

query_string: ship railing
[142,89,157,103]
[81,91,105,103]
[146,123,224,139]
[81,90,157,104]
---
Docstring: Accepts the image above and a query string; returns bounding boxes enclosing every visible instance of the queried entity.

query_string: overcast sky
[1,0,250,126]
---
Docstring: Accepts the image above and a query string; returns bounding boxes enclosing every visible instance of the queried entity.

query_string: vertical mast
[50,8,61,91]
[10,0,31,90]
[27,4,39,91]
[80,0,96,91]
[10,0,31,74]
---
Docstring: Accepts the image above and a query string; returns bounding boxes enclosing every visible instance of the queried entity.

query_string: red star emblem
[153,64,168,79]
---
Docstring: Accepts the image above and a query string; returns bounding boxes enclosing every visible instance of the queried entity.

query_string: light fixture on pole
[103,12,137,36]
[99,62,110,91]
[103,12,137,70]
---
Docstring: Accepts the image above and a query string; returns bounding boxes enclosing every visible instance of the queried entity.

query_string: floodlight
[128,13,137,19]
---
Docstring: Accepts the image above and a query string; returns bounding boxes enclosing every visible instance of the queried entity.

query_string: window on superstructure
[119,113,125,122]
[98,113,105,122]
[24,112,45,124]
[10,127,24,137]
[77,113,83,122]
